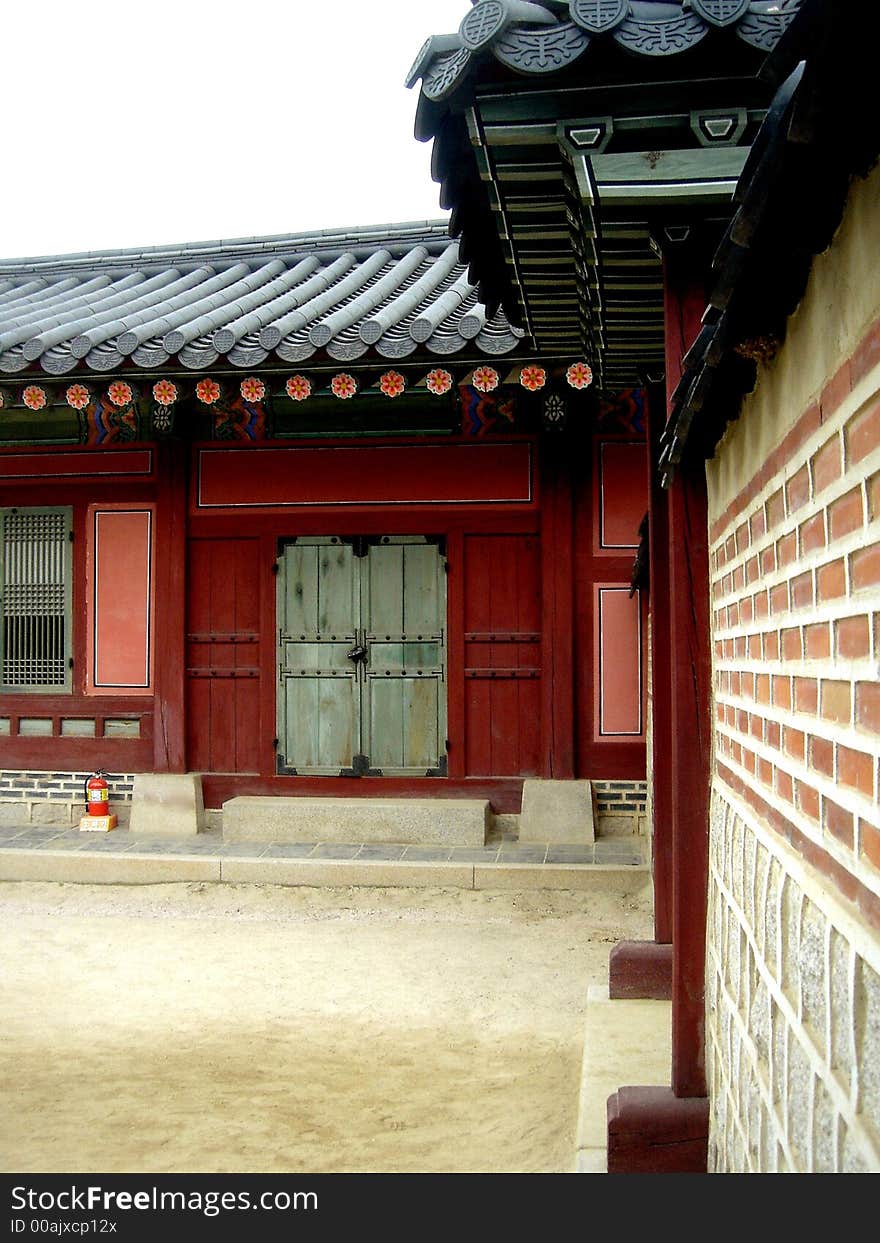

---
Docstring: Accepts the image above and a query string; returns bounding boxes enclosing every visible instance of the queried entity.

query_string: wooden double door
[276,536,447,776]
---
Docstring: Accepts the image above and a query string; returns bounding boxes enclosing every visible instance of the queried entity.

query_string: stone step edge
[0,848,650,892]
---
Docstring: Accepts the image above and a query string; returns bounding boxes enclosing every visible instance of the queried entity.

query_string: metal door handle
[347,645,368,663]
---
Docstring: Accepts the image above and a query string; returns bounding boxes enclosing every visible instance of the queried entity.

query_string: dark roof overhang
[408,1,804,391]
[659,0,880,482]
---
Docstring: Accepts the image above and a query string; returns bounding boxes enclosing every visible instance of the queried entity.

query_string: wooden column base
[607,1086,708,1173]
[609,940,673,1000]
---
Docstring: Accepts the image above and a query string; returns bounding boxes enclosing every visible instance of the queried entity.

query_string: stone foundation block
[519,779,596,844]
[129,773,205,838]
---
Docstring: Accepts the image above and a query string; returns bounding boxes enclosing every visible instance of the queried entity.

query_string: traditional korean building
[407,0,880,1173]
[0,219,648,823]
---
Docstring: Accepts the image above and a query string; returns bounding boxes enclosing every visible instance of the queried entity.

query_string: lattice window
[0,508,72,692]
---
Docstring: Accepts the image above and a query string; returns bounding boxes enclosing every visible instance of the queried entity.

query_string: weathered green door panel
[277,536,446,776]
[277,538,361,775]
[362,537,446,776]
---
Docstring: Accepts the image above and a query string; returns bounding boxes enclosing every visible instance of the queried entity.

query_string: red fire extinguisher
[85,770,110,817]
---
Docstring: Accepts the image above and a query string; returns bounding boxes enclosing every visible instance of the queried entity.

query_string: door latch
[346,644,368,663]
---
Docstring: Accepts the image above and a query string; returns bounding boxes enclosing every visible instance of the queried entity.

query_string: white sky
[1,0,470,261]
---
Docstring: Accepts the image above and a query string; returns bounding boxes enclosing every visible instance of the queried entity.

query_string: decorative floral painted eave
[5,361,595,413]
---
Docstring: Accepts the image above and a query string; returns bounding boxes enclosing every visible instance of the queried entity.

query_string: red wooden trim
[595,439,649,552]
[195,441,535,510]
[0,446,153,481]
[151,443,187,772]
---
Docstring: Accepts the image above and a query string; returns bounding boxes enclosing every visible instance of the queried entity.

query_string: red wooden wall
[186,538,261,774]
[462,533,542,776]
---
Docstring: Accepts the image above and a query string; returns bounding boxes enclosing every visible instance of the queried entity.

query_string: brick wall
[0,771,135,826]
[704,163,880,1171]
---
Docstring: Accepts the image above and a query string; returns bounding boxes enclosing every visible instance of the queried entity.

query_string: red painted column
[663,248,712,1100]
[606,237,712,1172]
[151,440,188,772]
[541,436,575,779]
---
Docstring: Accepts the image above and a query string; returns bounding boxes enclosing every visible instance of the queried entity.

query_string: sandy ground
[0,877,652,1174]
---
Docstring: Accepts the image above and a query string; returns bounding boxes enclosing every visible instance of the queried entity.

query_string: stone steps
[222,795,490,847]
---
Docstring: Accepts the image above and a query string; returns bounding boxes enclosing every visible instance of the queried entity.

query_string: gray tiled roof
[408,1,803,101]
[0,222,525,376]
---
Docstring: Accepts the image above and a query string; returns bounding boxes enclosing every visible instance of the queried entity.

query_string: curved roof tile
[0,223,524,376]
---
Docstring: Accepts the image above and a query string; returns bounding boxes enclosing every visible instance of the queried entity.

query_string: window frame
[0,505,73,695]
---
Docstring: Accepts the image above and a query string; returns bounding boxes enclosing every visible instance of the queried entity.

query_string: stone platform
[222,795,490,848]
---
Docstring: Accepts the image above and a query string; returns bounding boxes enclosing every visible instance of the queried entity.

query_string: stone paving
[0,823,644,867]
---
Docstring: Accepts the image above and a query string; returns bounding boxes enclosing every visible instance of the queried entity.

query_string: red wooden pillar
[151,440,188,772]
[606,236,712,1171]
[541,436,575,779]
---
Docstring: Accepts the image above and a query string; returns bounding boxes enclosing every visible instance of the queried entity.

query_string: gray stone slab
[519,779,596,844]
[401,846,453,861]
[311,843,362,859]
[0,850,220,884]
[356,845,407,860]
[497,845,549,863]
[261,843,318,858]
[222,796,489,847]
[449,848,500,862]
[546,847,596,864]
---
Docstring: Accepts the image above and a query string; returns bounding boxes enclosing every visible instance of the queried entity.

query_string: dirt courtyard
[0,877,652,1174]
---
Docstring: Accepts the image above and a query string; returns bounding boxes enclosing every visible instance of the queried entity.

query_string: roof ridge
[0,220,453,274]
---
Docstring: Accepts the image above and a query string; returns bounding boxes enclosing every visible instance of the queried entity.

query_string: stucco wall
[705,161,880,1172]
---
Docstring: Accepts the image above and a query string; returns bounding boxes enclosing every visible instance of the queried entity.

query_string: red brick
[750,509,766,542]
[755,591,769,620]
[838,745,874,797]
[805,622,831,659]
[784,727,805,762]
[816,558,845,601]
[745,555,760,585]
[829,487,865,542]
[810,735,834,777]
[825,799,854,849]
[761,545,776,575]
[800,512,826,554]
[797,780,821,821]
[735,521,750,555]
[773,675,791,709]
[786,465,811,515]
[791,570,814,609]
[766,488,785,531]
[758,756,773,786]
[740,595,754,624]
[795,677,818,713]
[730,671,741,696]
[764,631,780,660]
[725,534,736,563]
[765,719,781,749]
[748,633,762,659]
[756,674,771,704]
[742,748,756,775]
[821,679,852,724]
[861,822,880,872]
[851,544,880,592]
[751,714,763,740]
[731,740,742,764]
[776,531,797,569]
[734,634,747,658]
[782,626,802,661]
[851,318,880,389]
[770,583,789,614]
[724,638,734,660]
[776,769,794,803]
[835,614,871,659]
[821,360,852,421]
[732,563,745,593]
[856,682,880,733]
[737,709,749,734]
[812,438,842,494]
[844,399,880,465]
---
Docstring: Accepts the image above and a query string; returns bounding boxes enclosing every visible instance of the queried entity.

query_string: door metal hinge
[272,561,279,575]
[272,737,279,749]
